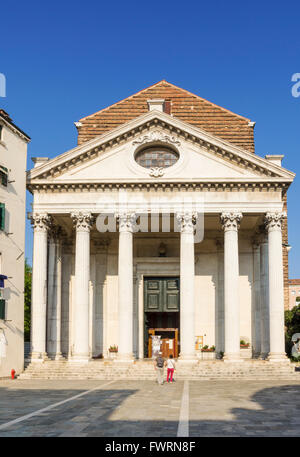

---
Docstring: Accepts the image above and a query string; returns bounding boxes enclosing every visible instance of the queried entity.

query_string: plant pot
[108,351,118,359]
[201,351,216,360]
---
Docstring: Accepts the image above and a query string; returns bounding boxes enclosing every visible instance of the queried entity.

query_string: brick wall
[282,193,289,310]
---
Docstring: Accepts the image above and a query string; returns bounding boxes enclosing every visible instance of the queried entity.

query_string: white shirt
[167,358,175,369]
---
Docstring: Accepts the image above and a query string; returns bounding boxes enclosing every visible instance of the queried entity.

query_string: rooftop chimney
[147,99,165,112]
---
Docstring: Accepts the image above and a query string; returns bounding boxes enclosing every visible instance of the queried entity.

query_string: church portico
[25,81,295,376]
[28,207,289,365]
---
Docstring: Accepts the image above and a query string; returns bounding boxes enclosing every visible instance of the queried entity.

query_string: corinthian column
[251,241,261,357]
[258,229,270,358]
[220,212,243,362]
[177,212,197,361]
[71,212,94,362]
[116,212,136,362]
[264,212,288,362]
[30,213,52,362]
[47,225,63,360]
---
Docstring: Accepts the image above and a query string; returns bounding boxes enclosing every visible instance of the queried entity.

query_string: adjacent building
[26,81,295,364]
[288,279,300,310]
[0,109,30,377]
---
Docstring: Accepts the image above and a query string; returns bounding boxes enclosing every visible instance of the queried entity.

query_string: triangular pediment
[27,110,295,187]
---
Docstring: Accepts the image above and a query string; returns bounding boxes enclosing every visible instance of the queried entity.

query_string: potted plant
[201,345,216,360]
[240,340,250,348]
[108,345,118,359]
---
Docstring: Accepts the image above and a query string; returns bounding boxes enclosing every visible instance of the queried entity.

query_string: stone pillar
[265,212,288,362]
[116,212,136,362]
[177,212,197,361]
[215,238,225,355]
[259,231,270,358]
[47,226,63,360]
[30,213,52,362]
[71,212,94,362]
[252,241,261,358]
[220,212,243,362]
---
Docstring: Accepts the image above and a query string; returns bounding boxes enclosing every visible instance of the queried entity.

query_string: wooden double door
[144,277,180,313]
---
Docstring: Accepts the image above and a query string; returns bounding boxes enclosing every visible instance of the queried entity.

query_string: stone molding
[149,167,164,177]
[220,212,243,231]
[176,212,198,234]
[71,212,94,232]
[116,212,137,233]
[264,212,286,232]
[30,213,52,232]
[132,130,181,147]
[27,180,289,193]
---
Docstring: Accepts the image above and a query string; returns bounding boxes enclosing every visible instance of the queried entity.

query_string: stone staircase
[18,359,300,381]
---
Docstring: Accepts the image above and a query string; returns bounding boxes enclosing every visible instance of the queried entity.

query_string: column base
[47,352,64,361]
[267,352,289,363]
[259,352,269,360]
[223,353,243,363]
[54,353,65,361]
[177,353,198,364]
[115,353,134,364]
[30,352,48,363]
[252,351,261,359]
[69,354,90,363]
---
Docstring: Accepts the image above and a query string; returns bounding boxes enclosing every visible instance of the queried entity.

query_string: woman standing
[166,354,176,383]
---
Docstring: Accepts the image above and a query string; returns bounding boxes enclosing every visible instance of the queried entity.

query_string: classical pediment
[27,110,295,191]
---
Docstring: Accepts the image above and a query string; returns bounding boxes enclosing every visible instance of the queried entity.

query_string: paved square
[0,378,299,436]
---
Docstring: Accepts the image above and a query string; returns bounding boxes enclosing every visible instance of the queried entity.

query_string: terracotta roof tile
[77,80,255,152]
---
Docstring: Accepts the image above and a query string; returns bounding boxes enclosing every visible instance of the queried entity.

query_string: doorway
[144,277,180,358]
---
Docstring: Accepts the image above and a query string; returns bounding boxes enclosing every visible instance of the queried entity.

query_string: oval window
[135,146,179,169]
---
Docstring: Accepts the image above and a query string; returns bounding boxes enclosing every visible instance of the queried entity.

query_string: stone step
[19,360,299,380]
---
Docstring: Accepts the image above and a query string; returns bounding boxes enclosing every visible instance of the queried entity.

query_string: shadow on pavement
[0,383,299,437]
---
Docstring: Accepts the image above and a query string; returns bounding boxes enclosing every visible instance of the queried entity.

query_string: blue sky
[1,0,299,276]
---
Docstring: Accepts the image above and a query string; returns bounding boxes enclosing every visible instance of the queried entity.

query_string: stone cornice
[27,179,290,194]
[26,110,295,183]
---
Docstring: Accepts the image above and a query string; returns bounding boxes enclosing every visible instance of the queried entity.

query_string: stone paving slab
[0,379,299,437]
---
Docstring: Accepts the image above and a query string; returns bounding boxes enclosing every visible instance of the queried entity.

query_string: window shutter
[0,203,5,230]
[0,166,8,187]
[0,299,5,320]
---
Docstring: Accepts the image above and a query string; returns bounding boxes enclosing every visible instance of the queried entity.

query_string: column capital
[71,211,94,232]
[264,212,286,232]
[48,224,64,241]
[176,212,198,234]
[254,225,268,245]
[116,212,137,233]
[30,213,52,232]
[220,212,243,232]
[252,239,261,250]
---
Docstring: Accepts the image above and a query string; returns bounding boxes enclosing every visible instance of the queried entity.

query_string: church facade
[27,81,295,364]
